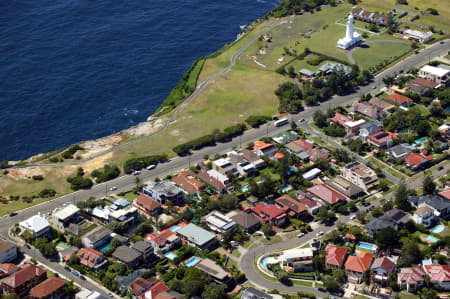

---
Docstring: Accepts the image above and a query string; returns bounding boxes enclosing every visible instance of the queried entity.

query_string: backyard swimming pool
[278,185,292,193]
[241,186,251,192]
[357,242,378,253]
[430,224,445,234]
[99,243,111,253]
[164,251,177,260]
[170,225,181,233]
[421,234,440,244]
[184,256,201,267]
[261,258,269,268]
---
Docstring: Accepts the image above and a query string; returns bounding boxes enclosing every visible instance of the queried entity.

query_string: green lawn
[352,41,411,69]
[398,292,420,299]
[292,280,313,287]
[367,157,407,180]
[262,235,283,245]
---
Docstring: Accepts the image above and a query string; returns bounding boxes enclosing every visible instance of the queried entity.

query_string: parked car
[132,170,141,176]
[297,233,305,238]
[146,164,156,170]
[9,212,17,217]
[110,186,117,191]
[64,266,70,272]
[80,275,86,280]
[363,202,370,207]
[72,270,79,277]
[318,288,326,292]
[316,231,324,237]
[440,41,445,44]
[350,215,356,220]
[298,118,305,123]
[438,166,444,171]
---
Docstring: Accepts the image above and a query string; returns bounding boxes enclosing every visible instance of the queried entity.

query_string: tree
[394,182,411,211]
[68,254,80,265]
[429,102,444,117]
[423,175,436,195]
[376,227,399,249]
[5,294,20,299]
[323,274,340,292]
[261,223,273,238]
[313,111,327,128]
[202,283,227,299]
[356,210,366,223]
[382,201,394,212]
[416,120,431,137]
[275,270,290,284]
[399,240,422,267]
[290,120,297,130]
[313,255,325,272]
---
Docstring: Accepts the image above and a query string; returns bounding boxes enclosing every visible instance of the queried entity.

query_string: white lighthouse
[337,12,361,50]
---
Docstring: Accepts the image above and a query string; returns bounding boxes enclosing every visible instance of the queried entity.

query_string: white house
[280,248,314,272]
[403,29,433,43]
[203,211,236,234]
[20,215,51,239]
[419,65,449,85]
[412,205,439,228]
[52,204,80,231]
[337,13,361,50]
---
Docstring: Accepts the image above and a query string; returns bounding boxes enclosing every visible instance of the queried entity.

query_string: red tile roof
[77,247,103,268]
[330,113,352,126]
[325,244,348,267]
[405,152,431,167]
[367,131,392,145]
[306,148,329,162]
[172,171,204,194]
[345,233,356,240]
[294,139,313,151]
[424,265,450,283]
[297,196,320,209]
[135,193,162,213]
[412,78,438,89]
[261,204,286,219]
[253,141,274,151]
[371,257,395,273]
[274,152,285,159]
[197,171,226,191]
[345,252,374,273]
[386,93,413,105]
[439,188,450,200]
[29,277,65,299]
[0,263,17,272]
[130,277,156,296]
[307,184,347,205]
[398,267,425,285]
[275,195,307,214]
[1,264,46,288]
[142,281,169,299]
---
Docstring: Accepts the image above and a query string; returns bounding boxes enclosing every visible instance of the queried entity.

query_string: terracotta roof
[439,188,450,200]
[77,247,103,268]
[0,263,17,272]
[130,277,156,296]
[412,78,438,89]
[1,264,46,288]
[275,195,307,214]
[197,171,226,191]
[415,205,434,216]
[29,277,65,299]
[306,148,329,162]
[274,152,285,159]
[345,252,374,273]
[142,281,169,299]
[371,257,395,273]
[369,97,392,109]
[0,241,15,254]
[261,204,286,219]
[307,184,347,205]
[148,229,175,247]
[135,193,162,212]
[424,265,450,283]
[294,139,313,151]
[153,291,183,299]
[386,93,413,105]
[172,171,204,194]
[325,244,348,267]
[253,141,274,151]
[405,153,430,167]
[368,131,392,145]
[345,233,356,240]
[398,267,425,285]
[297,196,320,209]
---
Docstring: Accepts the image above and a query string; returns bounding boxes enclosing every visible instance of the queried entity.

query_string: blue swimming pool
[430,224,445,234]
[170,225,181,232]
[164,251,177,260]
[241,186,251,192]
[357,242,377,252]
[185,256,200,267]
[99,242,111,253]
[278,185,292,193]
[261,258,269,268]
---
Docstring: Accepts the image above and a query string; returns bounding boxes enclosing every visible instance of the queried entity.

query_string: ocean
[0,0,279,161]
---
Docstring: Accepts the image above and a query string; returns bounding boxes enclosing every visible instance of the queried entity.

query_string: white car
[350,215,356,220]
[297,232,305,238]
[132,170,141,176]
[110,186,118,191]
[316,231,324,237]
[146,164,156,170]
[298,118,305,122]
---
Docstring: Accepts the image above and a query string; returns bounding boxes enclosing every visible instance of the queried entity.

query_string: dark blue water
[0,0,279,161]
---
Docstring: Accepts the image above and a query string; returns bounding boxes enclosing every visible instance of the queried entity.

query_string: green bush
[32,175,44,181]
[39,188,56,198]
[245,115,270,128]
[67,176,93,190]
[61,145,83,159]
[123,154,167,174]
[91,165,120,183]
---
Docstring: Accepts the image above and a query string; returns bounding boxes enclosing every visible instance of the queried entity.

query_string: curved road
[10,14,304,169]
[347,39,410,64]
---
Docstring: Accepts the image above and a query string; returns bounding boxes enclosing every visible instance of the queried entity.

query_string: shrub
[32,175,44,181]
[67,176,93,190]
[61,145,83,159]
[91,165,120,183]
[39,188,56,198]
[123,154,167,174]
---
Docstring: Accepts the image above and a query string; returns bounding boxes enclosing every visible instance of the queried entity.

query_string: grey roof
[176,223,216,247]
[298,152,310,160]
[230,210,260,229]
[299,68,315,76]
[409,195,450,211]
[66,223,80,236]
[115,268,148,287]
[390,144,413,157]
[112,246,141,263]
[242,287,273,299]
[60,246,79,258]
[114,198,131,209]
[83,226,112,243]
[361,121,381,132]
[131,241,153,253]
[195,258,229,281]
[326,176,364,198]
[149,181,182,196]
[368,209,410,233]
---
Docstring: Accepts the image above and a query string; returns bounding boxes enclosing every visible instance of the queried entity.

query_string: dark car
[64,266,70,272]
[318,288,326,292]
[80,275,86,280]
[438,166,444,171]
[9,212,17,217]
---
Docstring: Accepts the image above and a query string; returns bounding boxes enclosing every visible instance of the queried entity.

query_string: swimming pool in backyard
[241,186,251,192]
[99,242,111,253]
[184,256,201,267]
[164,251,177,260]
[430,224,445,234]
[261,258,269,268]
[356,242,378,253]
[169,225,181,233]
[420,234,440,244]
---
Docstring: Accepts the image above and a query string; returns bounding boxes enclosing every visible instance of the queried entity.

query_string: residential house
[419,65,449,85]
[438,124,450,140]
[345,252,374,284]
[115,269,148,295]
[133,193,162,216]
[409,194,450,220]
[128,277,156,297]
[241,287,280,299]
[366,208,411,237]
[197,170,228,193]
[403,29,433,43]
[285,141,305,155]
[142,182,184,204]
[386,93,414,107]
[280,248,314,273]
[296,192,322,215]
[398,267,426,292]
[325,244,348,269]
[112,246,142,268]
[424,265,450,291]
[388,144,414,160]
[367,131,395,148]
[195,258,231,284]
[352,8,389,26]
[302,168,322,181]
[306,148,329,162]
[275,195,308,219]
[90,206,112,223]
[142,281,169,299]
[325,176,364,199]
[59,246,78,263]
[227,210,260,233]
[299,68,315,79]
[369,97,393,111]
[412,205,439,228]
[439,189,450,201]
[342,162,378,192]
[206,169,231,188]
[351,102,386,120]
[252,203,287,226]
[76,290,109,299]
[317,62,351,75]
[0,264,18,276]
[19,215,51,239]
[404,152,432,170]
[176,223,217,250]
[109,206,138,225]
[307,184,347,206]
[81,226,112,249]
[152,291,183,299]
[77,248,107,270]
[253,141,277,157]
[147,229,180,254]
[371,257,396,286]
[0,241,17,264]
[113,198,131,210]
[52,204,80,232]
[241,149,265,169]
[293,139,313,152]
[1,264,47,296]
[131,241,155,262]
[330,113,365,134]
[407,78,438,96]
[272,131,298,145]
[235,161,257,178]
[203,211,236,234]
[212,158,237,176]
[29,277,66,299]
[359,122,381,142]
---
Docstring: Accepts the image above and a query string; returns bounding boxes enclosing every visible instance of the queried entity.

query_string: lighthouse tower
[337,12,361,50]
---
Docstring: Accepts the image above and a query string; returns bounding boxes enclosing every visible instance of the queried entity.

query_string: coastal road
[239,162,450,297]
